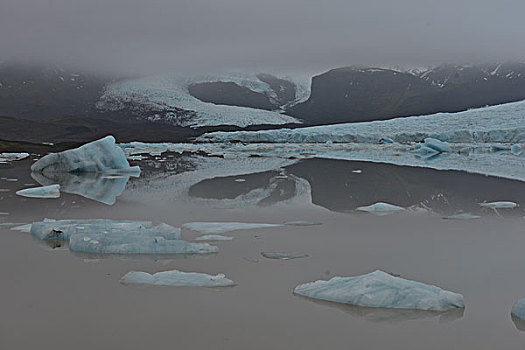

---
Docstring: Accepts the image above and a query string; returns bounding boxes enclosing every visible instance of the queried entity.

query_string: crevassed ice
[294,270,465,311]
[97,73,303,128]
[182,222,283,234]
[197,99,525,144]
[31,136,141,174]
[16,184,60,199]
[120,270,236,287]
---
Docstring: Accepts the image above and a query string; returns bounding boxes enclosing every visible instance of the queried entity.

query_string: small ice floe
[356,202,405,216]
[511,144,522,155]
[478,201,518,209]
[443,213,481,220]
[379,137,396,144]
[234,179,246,182]
[294,270,464,311]
[352,169,363,174]
[195,234,233,241]
[261,252,309,260]
[512,299,525,321]
[120,270,236,287]
[10,223,32,232]
[15,184,60,199]
[0,152,30,164]
[31,136,140,174]
[182,222,282,234]
[285,221,322,226]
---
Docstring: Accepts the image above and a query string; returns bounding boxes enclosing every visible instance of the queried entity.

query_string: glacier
[356,202,405,216]
[32,136,140,175]
[15,184,60,199]
[182,222,283,234]
[120,270,236,287]
[97,72,304,128]
[293,270,465,311]
[197,99,525,144]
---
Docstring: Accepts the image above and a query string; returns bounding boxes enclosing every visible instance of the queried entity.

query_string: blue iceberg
[120,270,236,287]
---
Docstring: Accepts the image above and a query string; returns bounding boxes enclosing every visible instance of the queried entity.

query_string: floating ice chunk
[356,202,405,216]
[0,152,30,164]
[30,219,155,241]
[512,299,525,321]
[423,138,451,153]
[195,234,233,241]
[31,171,131,205]
[10,223,32,232]
[15,184,60,198]
[261,252,309,260]
[31,136,141,174]
[120,270,236,287]
[352,169,363,174]
[285,221,322,226]
[182,222,282,234]
[443,213,481,220]
[67,222,215,255]
[234,179,246,182]
[511,144,522,155]
[379,137,395,144]
[294,270,464,311]
[479,201,518,209]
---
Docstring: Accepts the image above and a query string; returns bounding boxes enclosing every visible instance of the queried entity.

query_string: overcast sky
[1,0,524,75]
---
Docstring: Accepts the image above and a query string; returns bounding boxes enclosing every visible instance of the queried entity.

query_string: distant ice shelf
[120,270,236,287]
[294,270,465,311]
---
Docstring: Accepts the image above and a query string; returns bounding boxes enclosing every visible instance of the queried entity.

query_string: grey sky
[1,0,524,75]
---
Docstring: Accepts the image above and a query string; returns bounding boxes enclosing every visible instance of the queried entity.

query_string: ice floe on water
[32,136,140,175]
[443,213,481,220]
[284,221,322,226]
[15,184,60,199]
[31,171,131,205]
[0,152,30,164]
[195,234,233,241]
[478,201,518,209]
[294,270,465,311]
[120,270,236,287]
[182,222,283,234]
[356,202,405,216]
[25,219,217,256]
[261,252,309,260]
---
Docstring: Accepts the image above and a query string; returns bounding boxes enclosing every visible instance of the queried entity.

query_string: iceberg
[261,252,309,260]
[69,230,216,255]
[478,201,518,209]
[293,270,464,311]
[15,184,60,199]
[120,270,236,287]
[356,202,405,216]
[0,152,30,164]
[30,219,155,241]
[195,234,233,241]
[31,136,140,175]
[512,299,525,321]
[182,222,282,234]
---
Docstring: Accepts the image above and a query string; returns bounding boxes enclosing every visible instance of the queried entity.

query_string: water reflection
[187,158,525,216]
[31,171,133,205]
[300,296,464,324]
